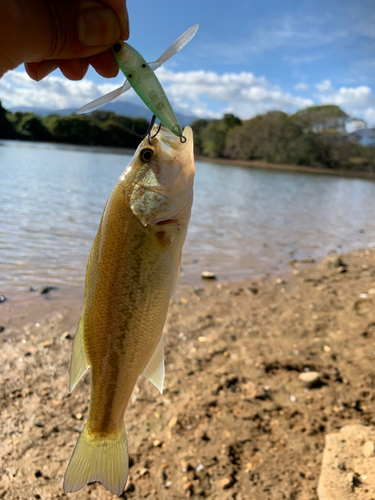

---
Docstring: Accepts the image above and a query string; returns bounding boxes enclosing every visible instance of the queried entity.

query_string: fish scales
[64,125,195,495]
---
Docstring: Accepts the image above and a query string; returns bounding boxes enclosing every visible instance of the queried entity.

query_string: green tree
[225,111,303,163]
[0,102,16,139]
[198,114,241,158]
[191,118,209,155]
[291,105,349,133]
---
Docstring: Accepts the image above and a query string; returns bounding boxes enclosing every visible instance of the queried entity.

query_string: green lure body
[114,42,182,138]
[77,25,199,139]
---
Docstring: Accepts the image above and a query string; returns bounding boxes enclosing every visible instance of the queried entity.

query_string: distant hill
[10,101,200,126]
[349,128,375,147]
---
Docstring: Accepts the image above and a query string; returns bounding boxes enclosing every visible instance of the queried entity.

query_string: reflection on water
[1,140,375,291]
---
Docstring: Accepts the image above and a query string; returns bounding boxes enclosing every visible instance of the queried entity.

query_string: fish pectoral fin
[142,338,165,394]
[69,315,90,392]
[64,424,128,496]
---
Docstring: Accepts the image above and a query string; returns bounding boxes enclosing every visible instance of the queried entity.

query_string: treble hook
[132,114,161,144]
[132,115,186,144]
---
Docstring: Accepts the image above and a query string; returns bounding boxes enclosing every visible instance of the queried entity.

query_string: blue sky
[1,0,374,124]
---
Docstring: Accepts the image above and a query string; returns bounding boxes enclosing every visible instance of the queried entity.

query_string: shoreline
[196,154,375,179]
[2,138,374,179]
[1,247,375,499]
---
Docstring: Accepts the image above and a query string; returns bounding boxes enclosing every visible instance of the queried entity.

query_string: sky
[0,0,374,124]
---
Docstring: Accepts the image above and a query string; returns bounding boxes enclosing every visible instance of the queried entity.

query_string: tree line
[0,101,374,172]
[0,101,148,149]
[191,105,375,172]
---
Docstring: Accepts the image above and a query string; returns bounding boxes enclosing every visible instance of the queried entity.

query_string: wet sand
[1,248,375,499]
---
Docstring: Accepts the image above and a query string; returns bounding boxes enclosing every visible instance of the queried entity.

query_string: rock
[183,481,193,495]
[317,425,375,500]
[219,477,233,489]
[300,257,316,264]
[168,416,178,428]
[298,371,322,388]
[124,481,135,492]
[363,441,374,458]
[325,255,346,269]
[0,295,6,303]
[336,266,347,274]
[275,278,285,284]
[201,271,216,280]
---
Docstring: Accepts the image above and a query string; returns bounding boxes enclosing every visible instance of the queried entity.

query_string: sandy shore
[1,248,375,499]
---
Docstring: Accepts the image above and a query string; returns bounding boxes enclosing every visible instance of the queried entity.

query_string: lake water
[1,139,375,293]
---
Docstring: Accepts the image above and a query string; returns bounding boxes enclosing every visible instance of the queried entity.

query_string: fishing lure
[77,25,199,139]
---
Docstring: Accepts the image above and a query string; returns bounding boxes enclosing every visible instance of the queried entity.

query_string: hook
[132,114,161,144]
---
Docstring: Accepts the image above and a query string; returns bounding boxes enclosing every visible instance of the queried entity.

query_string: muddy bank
[1,248,375,499]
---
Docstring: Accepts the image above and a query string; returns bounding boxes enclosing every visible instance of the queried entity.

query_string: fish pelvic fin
[142,337,165,394]
[69,315,90,392]
[63,424,128,496]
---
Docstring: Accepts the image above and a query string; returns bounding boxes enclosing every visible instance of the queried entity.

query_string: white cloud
[0,67,314,121]
[364,108,375,122]
[315,79,335,93]
[0,71,136,110]
[295,82,309,91]
[156,68,313,118]
[2,68,374,125]
[315,81,375,123]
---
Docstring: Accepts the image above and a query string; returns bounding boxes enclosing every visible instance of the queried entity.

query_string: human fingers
[0,0,129,77]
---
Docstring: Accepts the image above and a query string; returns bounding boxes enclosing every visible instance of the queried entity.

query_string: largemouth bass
[63,125,195,495]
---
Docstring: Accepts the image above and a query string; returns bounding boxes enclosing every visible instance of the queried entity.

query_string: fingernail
[79,8,120,47]
[36,60,58,81]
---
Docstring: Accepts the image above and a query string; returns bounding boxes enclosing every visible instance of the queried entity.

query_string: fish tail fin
[63,424,128,495]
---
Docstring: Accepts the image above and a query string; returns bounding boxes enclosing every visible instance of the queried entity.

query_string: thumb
[0,0,127,74]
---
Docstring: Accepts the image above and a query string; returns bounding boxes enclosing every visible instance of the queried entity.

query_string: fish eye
[140,148,154,162]
[113,42,122,53]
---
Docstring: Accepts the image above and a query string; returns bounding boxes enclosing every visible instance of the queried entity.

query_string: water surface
[1,140,375,292]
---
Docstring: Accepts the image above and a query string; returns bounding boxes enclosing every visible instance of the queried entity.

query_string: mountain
[9,101,200,126]
[349,128,375,147]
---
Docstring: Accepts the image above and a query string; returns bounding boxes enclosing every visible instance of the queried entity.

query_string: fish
[63,124,195,495]
[77,25,199,138]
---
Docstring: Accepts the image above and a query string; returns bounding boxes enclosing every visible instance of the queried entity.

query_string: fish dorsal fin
[69,315,90,392]
[142,338,165,394]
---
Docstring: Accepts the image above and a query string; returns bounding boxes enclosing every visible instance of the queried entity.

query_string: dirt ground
[1,249,375,500]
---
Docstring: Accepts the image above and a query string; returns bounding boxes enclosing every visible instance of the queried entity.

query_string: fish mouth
[155,217,181,226]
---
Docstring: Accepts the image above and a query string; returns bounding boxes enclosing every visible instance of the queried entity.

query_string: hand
[0,0,129,80]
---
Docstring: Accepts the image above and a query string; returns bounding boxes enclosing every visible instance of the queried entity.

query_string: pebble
[183,481,193,492]
[168,417,178,428]
[275,278,285,284]
[336,266,347,273]
[298,371,321,388]
[300,257,315,263]
[362,440,374,457]
[0,295,6,303]
[326,255,345,268]
[219,477,233,489]
[201,271,216,280]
